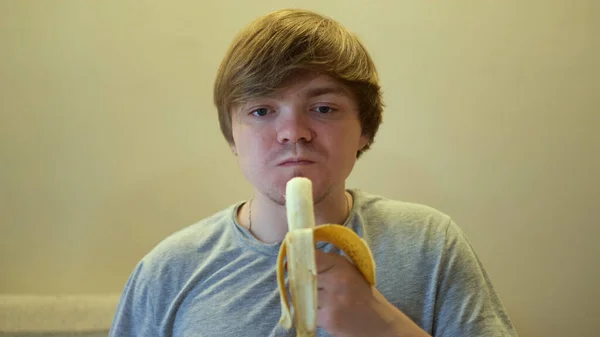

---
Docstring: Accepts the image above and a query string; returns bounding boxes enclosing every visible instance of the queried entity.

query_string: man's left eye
[315,106,332,113]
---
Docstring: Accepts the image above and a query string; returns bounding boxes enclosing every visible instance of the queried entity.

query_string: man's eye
[252,108,270,117]
[315,106,333,113]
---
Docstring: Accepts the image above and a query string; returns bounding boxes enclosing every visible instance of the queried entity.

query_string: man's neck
[239,188,352,244]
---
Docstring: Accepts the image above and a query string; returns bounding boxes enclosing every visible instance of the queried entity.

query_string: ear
[358,134,370,151]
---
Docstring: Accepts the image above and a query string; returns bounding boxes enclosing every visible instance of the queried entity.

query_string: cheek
[234,127,272,163]
[322,124,362,152]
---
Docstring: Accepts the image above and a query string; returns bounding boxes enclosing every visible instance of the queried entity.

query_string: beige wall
[1,1,598,336]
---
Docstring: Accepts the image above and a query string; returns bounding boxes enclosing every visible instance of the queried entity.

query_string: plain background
[1,1,598,336]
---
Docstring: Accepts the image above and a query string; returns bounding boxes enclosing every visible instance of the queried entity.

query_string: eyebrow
[302,86,351,99]
[264,85,351,100]
[251,85,353,103]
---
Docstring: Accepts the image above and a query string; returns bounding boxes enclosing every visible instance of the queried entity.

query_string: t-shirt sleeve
[109,260,160,337]
[432,219,518,337]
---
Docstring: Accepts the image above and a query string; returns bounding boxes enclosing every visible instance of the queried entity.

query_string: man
[109,8,518,337]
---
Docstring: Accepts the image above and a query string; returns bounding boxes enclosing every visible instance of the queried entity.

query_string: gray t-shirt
[109,189,518,336]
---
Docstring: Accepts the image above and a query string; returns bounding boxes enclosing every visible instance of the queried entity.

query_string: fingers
[317,285,326,310]
[317,273,338,311]
[316,250,348,310]
[315,250,335,309]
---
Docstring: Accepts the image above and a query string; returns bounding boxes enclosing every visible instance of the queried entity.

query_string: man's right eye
[251,108,270,117]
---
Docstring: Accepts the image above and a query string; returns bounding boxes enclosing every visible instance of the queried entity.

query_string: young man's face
[230,73,369,205]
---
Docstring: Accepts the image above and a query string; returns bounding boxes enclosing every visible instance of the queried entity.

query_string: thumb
[315,249,342,274]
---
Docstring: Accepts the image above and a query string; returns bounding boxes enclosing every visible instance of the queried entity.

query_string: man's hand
[316,250,431,337]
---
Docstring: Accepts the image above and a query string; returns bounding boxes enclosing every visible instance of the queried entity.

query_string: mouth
[277,158,316,167]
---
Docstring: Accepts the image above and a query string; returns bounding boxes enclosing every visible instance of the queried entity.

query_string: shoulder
[351,189,452,238]
[111,202,243,330]
[134,202,242,286]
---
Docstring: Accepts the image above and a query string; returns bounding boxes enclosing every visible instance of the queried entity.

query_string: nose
[276,111,314,144]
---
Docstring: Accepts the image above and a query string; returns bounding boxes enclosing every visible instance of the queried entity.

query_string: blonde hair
[213,8,384,158]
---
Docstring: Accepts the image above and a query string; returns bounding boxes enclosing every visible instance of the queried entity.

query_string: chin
[289,176,333,203]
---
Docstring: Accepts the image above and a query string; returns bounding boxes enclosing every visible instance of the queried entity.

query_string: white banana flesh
[282,177,317,337]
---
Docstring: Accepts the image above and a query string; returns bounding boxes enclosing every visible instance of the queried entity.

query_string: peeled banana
[276,177,377,337]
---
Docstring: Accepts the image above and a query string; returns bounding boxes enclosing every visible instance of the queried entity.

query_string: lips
[277,158,315,167]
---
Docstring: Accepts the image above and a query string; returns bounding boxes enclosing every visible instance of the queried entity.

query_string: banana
[276,177,377,337]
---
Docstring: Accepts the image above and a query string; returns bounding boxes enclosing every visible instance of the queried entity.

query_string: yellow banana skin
[277,177,377,337]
